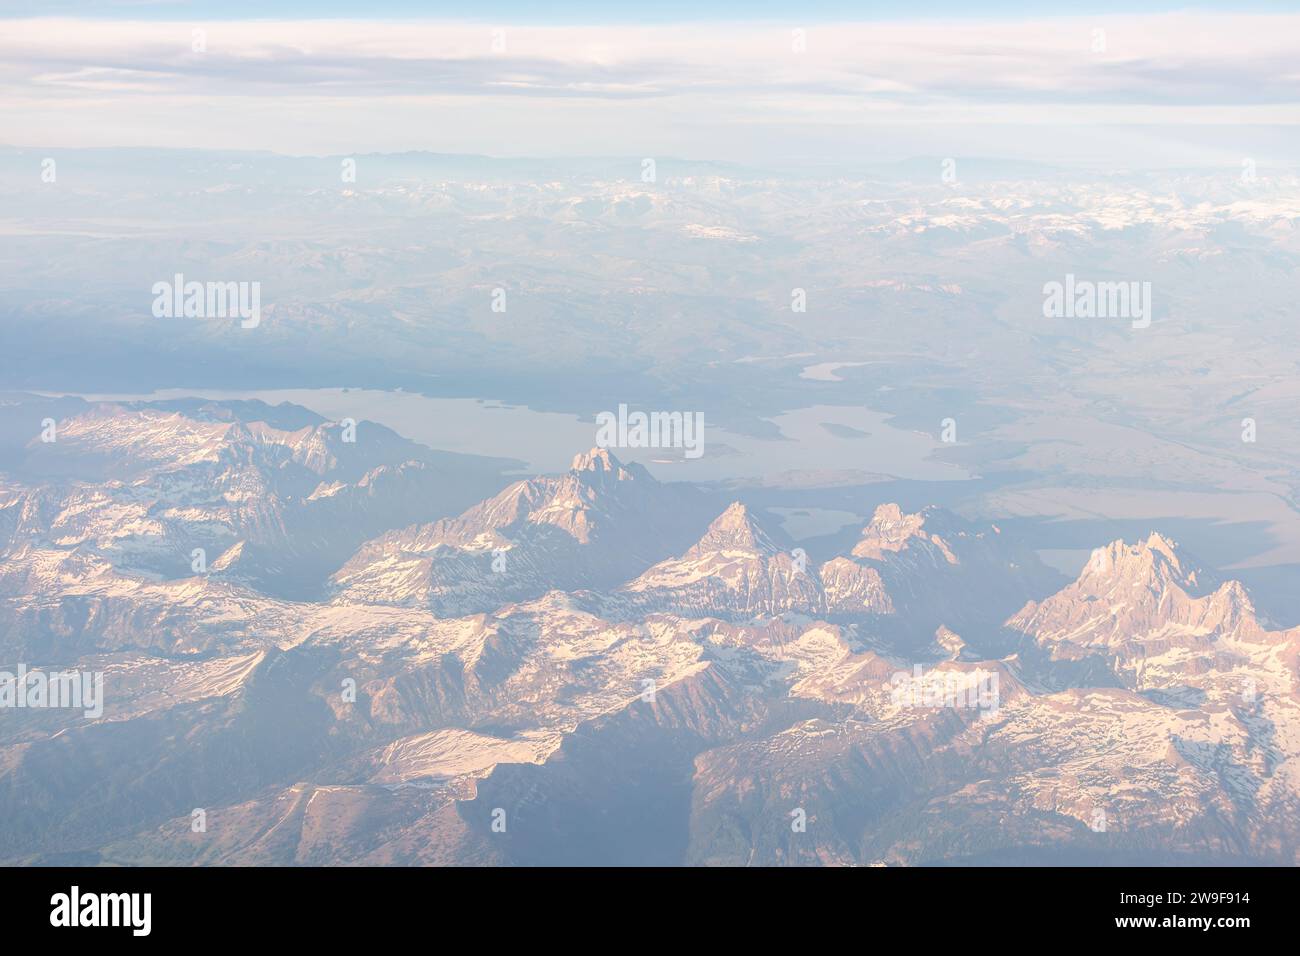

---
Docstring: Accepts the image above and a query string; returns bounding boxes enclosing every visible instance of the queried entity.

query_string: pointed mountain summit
[851,503,954,562]
[1007,533,1286,672]
[820,503,1062,654]
[569,446,641,477]
[1077,532,1204,595]
[344,447,654,555]
[621,502,820,619]
[687,501,782,556]
[332,447,712,614]
[572,446,618,471]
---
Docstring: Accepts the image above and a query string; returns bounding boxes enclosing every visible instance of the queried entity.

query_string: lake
[56,387,974,486]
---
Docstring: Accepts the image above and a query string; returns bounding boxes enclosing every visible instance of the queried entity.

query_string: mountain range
[1,396,1296,865]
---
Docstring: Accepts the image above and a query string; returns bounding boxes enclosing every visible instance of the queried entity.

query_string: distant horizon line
[4,144,1295,175]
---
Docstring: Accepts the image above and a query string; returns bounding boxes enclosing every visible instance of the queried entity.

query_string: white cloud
[3,14,1299,160]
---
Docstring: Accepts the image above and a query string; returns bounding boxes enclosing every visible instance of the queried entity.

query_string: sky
[2,2,1299,165]
[6,2,1300,19]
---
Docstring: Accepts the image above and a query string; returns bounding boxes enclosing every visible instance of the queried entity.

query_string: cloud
[2,14,1299,159]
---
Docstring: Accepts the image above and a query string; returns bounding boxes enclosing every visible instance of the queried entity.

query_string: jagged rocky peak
[563,447,654,490]
[622,499,819,616]
[1083,532,1200,590]
[1144,530,1179,557]
[1005,529,1283,662]
[571,446,619,472]
[569,446,630,475]
[852,503,956,562]
[693,501,780,554]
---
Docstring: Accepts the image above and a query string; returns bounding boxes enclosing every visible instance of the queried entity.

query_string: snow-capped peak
[1083,533,1199,593]
[852,503,955,563]
[570,447,623,473]
[692,501,780,555]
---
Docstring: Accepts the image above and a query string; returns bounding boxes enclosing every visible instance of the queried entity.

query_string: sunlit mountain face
[3,4,1300,868]
[0,397,1297,866]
